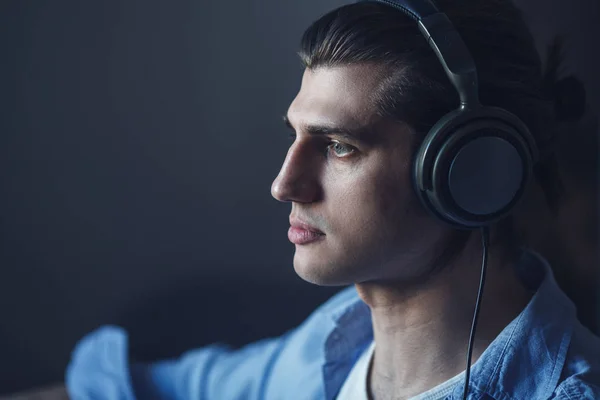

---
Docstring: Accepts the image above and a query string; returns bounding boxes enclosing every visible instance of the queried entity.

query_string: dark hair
[297,0,588,266]
[543,37,597,187]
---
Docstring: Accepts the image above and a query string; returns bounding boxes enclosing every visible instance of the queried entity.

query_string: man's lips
[289,218,324,233]
[288,218,325,245]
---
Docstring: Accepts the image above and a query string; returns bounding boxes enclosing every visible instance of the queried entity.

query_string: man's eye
[327,141,355,157]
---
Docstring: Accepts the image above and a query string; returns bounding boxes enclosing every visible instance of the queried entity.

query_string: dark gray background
[1,0,598,394]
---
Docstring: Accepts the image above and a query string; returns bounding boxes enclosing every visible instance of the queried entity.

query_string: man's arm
[66,288,350,399]
[66,325,289,400]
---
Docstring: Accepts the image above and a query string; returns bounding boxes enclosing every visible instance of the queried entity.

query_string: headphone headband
[358,0,539,229]
[364,0,439,20]
[361,0,479,107]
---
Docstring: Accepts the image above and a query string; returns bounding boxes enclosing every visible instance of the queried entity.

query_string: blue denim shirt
[66,250,600,399]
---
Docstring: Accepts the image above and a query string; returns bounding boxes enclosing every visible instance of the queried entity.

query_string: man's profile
[65,0,599,399]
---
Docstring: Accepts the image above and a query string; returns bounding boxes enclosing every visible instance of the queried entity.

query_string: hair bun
[553,75,586,122]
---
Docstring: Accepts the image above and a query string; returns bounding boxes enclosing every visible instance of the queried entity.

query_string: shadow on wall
[0,330,51,396]
[525,108,599,334]
[515,36,600,335]
[539,110,599,334]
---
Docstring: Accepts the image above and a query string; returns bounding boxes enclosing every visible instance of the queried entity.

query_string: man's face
[271,64,446,286]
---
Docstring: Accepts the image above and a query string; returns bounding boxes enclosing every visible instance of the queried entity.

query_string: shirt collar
[321,248,578,400]
[321,288,372,399]
[450,249,577,399]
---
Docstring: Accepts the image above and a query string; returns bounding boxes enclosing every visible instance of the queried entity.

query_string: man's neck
[355,241,533,400]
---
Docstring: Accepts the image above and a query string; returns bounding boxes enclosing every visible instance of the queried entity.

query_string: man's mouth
[288,217,325,245]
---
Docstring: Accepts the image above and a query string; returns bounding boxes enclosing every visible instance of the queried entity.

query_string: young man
[66,0,600,399]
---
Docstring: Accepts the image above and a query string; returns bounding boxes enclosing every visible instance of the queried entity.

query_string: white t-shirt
[336,341,466,400]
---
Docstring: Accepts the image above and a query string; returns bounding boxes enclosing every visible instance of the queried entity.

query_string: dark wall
[1,0,598,394]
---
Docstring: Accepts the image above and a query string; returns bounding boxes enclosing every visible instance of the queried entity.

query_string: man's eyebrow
[282,114,368,141]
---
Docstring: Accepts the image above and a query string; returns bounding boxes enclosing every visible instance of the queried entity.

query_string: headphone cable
[462,226,490,400]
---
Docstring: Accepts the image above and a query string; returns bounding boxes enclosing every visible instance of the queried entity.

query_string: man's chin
[292,253,355,287]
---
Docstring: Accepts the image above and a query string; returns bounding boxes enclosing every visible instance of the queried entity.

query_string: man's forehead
[287,65,385,129]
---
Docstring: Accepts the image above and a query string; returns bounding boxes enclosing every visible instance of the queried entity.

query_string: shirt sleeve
[65,325,290,400]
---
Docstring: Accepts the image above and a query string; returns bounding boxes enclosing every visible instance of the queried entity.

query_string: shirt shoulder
[311,285,360,315]
[260,285,364,398]
[554,377,600,399]
[552,324,600,399]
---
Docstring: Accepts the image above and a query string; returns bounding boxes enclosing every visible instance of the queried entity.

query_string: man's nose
[271,143,320,203]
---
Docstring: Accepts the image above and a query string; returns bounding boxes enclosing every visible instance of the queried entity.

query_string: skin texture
[272,64,533,399]
[272,64,448,287]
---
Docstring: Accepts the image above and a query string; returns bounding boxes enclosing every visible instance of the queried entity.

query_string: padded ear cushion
[413,106,537,228]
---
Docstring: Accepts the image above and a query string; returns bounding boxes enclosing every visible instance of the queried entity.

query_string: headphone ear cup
[413,110,536,229]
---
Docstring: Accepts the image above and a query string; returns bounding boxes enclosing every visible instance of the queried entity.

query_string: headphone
[357,1,539,398]
[361,0,538,230]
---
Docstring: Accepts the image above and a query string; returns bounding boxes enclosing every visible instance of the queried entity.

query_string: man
[66,0,600,399]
